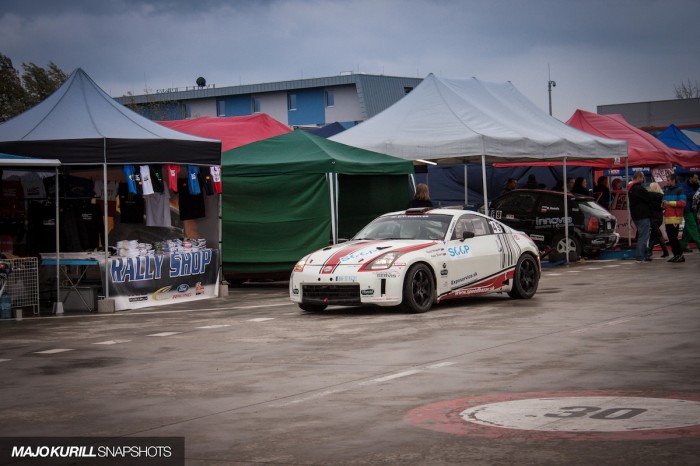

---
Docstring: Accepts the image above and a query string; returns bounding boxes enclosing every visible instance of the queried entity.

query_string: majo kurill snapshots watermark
[0,437,184,465]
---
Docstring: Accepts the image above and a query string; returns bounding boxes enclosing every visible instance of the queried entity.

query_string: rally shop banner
[101,249,220,311]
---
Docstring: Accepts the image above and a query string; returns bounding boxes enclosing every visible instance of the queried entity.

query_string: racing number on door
[544,406,648,420]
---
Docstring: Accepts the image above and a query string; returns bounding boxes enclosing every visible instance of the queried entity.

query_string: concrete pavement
[0,254,699,465]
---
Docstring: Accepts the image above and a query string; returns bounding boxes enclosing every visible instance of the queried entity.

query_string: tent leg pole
[563,158,569,264]
[481,156,488,216]
[464,163,468,207]
[54,167,63,315]
[626,158,631,248]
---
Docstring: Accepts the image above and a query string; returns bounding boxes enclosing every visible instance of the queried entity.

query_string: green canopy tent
[221,130,414,278]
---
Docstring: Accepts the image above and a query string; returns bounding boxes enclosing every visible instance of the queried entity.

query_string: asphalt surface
[1,253,699,465]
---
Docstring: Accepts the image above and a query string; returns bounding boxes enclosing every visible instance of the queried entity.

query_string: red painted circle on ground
[404,390,700,441]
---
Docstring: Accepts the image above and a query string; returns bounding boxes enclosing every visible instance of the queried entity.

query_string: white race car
[290,208,541,313]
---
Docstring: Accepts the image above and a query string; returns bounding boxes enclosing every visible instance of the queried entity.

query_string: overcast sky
[1,0,699,121]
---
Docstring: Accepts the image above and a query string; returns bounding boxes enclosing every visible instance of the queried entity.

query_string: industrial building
[115,73,423,128]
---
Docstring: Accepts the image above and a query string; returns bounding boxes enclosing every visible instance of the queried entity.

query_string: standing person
[501,178,518,195]
[523,174,539,189]
[408,183,434,208]
[572,177,590,196]
[593,176,611,209]
[679,173,700,253]
[627,171,653,262]
[647,182,669,258]
[662,173,687,263]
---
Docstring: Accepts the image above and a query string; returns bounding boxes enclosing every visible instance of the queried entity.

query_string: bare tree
[674,79,700,99]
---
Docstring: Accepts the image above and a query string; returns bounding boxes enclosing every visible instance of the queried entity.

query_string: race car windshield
[353,214,452,241]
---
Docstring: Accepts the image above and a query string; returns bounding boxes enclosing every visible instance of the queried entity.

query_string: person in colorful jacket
[662,173,687,263]
[679,173,700,253]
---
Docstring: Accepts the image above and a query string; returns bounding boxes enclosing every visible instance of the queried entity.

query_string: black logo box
[0,437,184,466]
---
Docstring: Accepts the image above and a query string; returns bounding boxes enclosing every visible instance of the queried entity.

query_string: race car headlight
[363,251,404,270]
[293,258,308,273]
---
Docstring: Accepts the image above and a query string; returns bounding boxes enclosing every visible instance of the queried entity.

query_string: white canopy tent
[331,74,628,261]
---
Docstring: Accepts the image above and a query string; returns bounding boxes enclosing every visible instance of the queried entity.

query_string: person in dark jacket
[593,176,611,209]
[647,182,669,258]
[572,177,590,196]
[663,173,687,262]
[679,173,700,253]
[627,171,653,262]
[408,183,434,208]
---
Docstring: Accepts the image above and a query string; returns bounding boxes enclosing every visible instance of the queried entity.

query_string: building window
[252,96,261,113]
[404,86,414,95]
[325,90,335,107]
[217,100,226,116]
[287,93,297,111]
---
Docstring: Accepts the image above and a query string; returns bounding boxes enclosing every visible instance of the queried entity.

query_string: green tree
[0,54,26,122]
[0,53,67,122]
[21,61,67,108]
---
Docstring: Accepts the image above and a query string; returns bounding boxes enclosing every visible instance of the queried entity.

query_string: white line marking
[146,332,182,337]
[196,324,231,329]
[586,267,603,270]
[567,270,582,273]
[34,349,74,354]
[427,362,457,369]
[571,318,634,334]
[545,273,563,276]
[603,265,621,268]
[365,369,422,383]
[93,339,131,345]
[247,318,274,322]
[0,359,11,362]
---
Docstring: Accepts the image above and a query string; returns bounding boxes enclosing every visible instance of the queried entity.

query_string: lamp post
[548,78,556,116]
[548,65,556,116]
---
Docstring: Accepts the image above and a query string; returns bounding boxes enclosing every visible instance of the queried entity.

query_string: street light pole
[548,64,556,116]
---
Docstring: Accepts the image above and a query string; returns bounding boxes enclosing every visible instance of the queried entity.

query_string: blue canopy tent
[657,124,700,152]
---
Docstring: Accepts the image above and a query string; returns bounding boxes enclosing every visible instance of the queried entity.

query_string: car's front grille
[302,284,361,306]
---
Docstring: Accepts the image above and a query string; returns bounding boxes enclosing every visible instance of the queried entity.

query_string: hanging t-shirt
[117,183,145,224]
[187,166,201,195]
[140,165,155,196]
[150,165,165,193]
[178,178,206,220]
[123,165,141,194]
[200,168,214,196]
[93,180,119,217]
[165,164,180,192]
[144,189,172,227]
[210,166,223,193]
[20,172,47,199]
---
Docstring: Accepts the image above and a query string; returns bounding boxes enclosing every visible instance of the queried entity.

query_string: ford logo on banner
[177,284,190,293]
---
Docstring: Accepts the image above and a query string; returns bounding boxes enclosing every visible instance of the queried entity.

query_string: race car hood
[303,239,439,274]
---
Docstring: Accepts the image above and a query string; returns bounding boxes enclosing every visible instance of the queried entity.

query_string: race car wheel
[549,234,581,262]
[299,303,327,313]
[508,254,539,299]
[400,263,435,313]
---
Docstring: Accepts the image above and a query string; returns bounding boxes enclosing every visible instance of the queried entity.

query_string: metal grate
[4,258,40,315]
[302,284,361,306]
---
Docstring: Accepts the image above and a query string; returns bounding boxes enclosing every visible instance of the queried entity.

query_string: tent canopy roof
[330,74,626,163]
[157,114,291,152]
[0,68,221,165]
[222,130,414,176]
[658,124,700,152]
[566,111,700,168]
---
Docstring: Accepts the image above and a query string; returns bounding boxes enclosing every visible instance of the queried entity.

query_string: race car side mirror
[462,231,476,240]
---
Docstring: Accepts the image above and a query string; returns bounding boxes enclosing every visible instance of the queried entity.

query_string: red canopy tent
[565,110,700,168]
[157,114,291,152]
[496,110,700,168]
